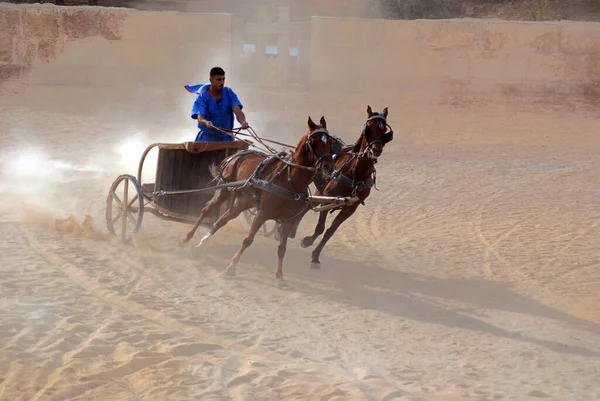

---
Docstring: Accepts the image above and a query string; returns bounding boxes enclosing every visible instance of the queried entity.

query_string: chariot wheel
[106,174,144,244]
[243,208,277,237]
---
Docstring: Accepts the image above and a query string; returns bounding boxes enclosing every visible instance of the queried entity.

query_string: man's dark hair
[210,67,225,77]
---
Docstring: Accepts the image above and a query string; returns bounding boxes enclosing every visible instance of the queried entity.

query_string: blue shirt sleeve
[228,88,243,111]
[191,94,207,120]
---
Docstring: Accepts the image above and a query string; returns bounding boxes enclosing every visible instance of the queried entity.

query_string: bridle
[361,113,394,158]
[304,126,339,171]
[324,113,394,197]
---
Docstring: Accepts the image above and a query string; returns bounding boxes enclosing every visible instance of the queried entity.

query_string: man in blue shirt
[185,67,249,142]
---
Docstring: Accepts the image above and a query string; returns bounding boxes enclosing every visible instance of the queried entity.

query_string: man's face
[210,74,225,91]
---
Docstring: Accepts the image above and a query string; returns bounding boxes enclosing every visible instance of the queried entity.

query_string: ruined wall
[309,17,600,98]
[0,4,232,127]
[0,5,126,81]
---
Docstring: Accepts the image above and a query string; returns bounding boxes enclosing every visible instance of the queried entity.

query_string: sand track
[2,4,600,400]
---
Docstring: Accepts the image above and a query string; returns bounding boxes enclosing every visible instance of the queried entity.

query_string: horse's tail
[209,163,221,180]
[209,154,239,184]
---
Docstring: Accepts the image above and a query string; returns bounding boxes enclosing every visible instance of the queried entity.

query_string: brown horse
[181,116,338,284]
[300,106,394,268]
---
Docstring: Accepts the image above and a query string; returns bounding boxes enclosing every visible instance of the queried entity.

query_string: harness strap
[249,178,309,201]
[217,149,269,184]
[334,172,375,195]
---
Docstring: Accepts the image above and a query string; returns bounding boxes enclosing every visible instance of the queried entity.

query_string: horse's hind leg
[301,210,328,248]
[181,188,231,245]
[195,195,253,249]
[275,220,294,287]
[310,203,359,269]
[224,211,267,277]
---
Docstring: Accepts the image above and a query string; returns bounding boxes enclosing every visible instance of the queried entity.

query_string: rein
[211,124,333,173]
[329,113,393,196]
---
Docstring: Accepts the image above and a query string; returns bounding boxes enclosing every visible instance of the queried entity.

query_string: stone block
[37,39,62,63]
[0,36,13,63]
[311,17,357,48]
[561,23,600,55]
[585,54,600,82]
[62,9,99,39]
[0,8,22,36]
[15,40,37,65]
[384,20,422,48]
[0,64,22,80]
[420,20,479,51]
[562,54,587,82]
[482,22,516,53]
[97,10,128,41]
[23,8,61,39]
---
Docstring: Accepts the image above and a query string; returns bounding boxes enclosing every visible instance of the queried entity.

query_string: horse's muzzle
[368,147,383,160]
[320,162,333,180]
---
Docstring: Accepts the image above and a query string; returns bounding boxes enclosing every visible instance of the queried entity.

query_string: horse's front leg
[301,210,328,248]
[311,203,359,269]
[224,210,266,277]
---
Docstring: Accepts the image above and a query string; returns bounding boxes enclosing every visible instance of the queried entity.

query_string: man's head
[209,66,225,92]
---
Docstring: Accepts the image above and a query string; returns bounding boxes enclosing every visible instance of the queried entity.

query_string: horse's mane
[352,129,365,153]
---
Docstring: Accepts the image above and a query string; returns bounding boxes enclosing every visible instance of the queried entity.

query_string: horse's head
[359,105,394,160]
[305,116,337,181]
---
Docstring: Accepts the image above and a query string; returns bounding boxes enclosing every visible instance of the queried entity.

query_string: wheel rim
[106,174,144,243]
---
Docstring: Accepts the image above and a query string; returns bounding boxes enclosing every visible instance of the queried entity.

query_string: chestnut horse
[181,116,338,284]
[300,106,394,268]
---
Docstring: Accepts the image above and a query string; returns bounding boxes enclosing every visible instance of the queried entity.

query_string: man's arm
[191,94,213,128]
[197,114,213,129]
[229,89,248,129]
[232,105,247,128]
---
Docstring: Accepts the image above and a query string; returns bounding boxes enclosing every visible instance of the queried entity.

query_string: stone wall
[3,4,600,117]
[0,5,126,81]
[0,4,233,126]
[309,17,600,97]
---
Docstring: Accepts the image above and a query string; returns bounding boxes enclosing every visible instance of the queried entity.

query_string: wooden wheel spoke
[126,194,139,210]
[120,179,129,241]
[126,210,138,225]
[111,209,125,226]
[111,192,124,207]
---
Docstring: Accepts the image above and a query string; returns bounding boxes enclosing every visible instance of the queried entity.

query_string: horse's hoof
[179,237,189,247]
[301,237,313,248]
[191,246,202,259]
[224,265,236,277]
[276,278,287,288]
[310,262,321,270]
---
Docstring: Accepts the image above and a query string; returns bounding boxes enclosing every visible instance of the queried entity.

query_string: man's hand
[240,121,249,130]
[205,120,215,130]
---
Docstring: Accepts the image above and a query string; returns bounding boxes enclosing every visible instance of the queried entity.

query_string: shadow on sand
[202,241,600,359]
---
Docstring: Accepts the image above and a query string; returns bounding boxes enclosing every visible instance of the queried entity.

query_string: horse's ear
[382,107,388,119]
[367,105,373,117]
[307,116,316,130]
[319,116,327,128]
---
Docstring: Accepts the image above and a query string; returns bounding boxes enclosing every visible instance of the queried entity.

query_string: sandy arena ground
[1,7,600,401]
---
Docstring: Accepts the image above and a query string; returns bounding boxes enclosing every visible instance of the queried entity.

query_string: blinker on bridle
[305,127,340,167]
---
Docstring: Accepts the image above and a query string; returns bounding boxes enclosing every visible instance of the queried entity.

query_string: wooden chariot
[105,140,277,243]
